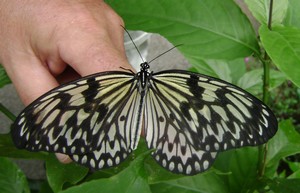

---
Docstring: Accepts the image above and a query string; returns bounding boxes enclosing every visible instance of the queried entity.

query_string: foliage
[0,0,300,192]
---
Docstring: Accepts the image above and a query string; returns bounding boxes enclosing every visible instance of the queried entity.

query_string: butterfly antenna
[122,26,145,63]
[148,44,183,64]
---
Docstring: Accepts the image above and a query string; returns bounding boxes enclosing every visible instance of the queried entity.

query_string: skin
[0,0,132,163]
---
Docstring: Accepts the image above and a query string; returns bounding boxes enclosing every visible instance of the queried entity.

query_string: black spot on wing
[180,102,192,121]
[96,104,108,123]
[187,75,204,98]
[82,77,100,102]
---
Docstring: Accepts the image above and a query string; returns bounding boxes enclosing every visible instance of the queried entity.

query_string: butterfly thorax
[138,62,151,91]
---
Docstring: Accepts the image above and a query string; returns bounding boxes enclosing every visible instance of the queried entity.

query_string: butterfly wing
[11,71,143,169]
[145,70,277,175]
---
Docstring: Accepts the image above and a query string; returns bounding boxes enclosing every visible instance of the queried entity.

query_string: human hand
[0,0,131,163]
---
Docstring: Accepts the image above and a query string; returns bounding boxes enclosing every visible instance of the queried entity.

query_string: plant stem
[0,103,16,122]
[258,0,273,178]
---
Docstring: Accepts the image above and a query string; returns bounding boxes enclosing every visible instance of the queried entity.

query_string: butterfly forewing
[11,71,140,159]
[149,70,277,151]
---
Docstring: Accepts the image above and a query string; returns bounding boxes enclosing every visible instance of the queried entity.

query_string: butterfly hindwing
[145,86,218,175]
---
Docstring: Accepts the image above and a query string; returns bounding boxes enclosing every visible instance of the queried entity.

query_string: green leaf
[268,178,300,193]
[190,59,233,82]
[213,148,260,193]
[288,168,300,179]
[150,171,228,193]
[237,69,286,95]
[0,157,30,193]
[151,148,261,193]
[285,159,300,173]
[39,180,55,193]
[59,151,152,193]
[190,58,247,85]
[259,25,300,87]
[144,153,185,184]
[227,58,247,85]
[0,133,48,159]
[107,0,259,62]
[46,154,89,193]
[245,0,289,26]
[0,65,11,88]
[283,0,300,28]
[265,120,300,177]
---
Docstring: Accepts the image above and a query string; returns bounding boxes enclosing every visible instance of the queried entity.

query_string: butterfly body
[11,62,278,175]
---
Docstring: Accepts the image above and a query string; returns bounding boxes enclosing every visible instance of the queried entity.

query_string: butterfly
[11,52,278,175]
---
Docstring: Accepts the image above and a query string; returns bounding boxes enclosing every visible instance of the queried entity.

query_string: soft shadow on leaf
[0,157,30,193]
[46,154,89,193]
[265,120,300,177]
[59,151,152,193]
[268,178,300,193]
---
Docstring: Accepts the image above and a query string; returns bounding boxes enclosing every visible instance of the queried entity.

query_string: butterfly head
[140,62,150,72]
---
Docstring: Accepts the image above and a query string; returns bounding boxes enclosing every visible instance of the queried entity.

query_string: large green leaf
[212,148,260,193]
[46,155,89,193]
[245,0,288,26]
[107,0,259,63]
[265,120,300,177]
[259,25,300,87]
[59,151,152,193]
[283,0,300,28]
[0,157,30,193]
[150,171,228,193]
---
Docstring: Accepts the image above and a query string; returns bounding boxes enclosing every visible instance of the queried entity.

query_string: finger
[58,33,132,76]
[100,2,125,52]
[55,153,72,164]
[56,8,132,75]
[4,56,59,105]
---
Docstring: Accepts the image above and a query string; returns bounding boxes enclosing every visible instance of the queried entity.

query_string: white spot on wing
[227,104,245,122]
[226,93,251,118]
[199,105,211,121]
[203,160,209,170]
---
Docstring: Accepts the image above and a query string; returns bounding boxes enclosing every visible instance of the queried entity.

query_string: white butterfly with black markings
[11,49,278,175]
